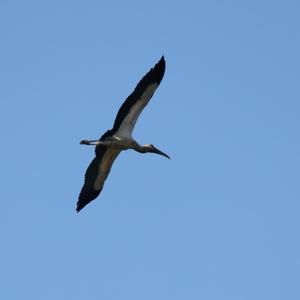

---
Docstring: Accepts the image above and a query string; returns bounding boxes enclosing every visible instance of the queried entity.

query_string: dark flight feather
[110,56,165,135]
[77,149,106,212]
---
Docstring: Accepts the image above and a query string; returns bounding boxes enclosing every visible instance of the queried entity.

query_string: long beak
[152,146,170,159]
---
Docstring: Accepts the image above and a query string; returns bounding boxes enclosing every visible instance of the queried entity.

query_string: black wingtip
[151,55,165,85]
[76,204,83,213]
[76,202,88,213]
[157,55,165,68]
[76,198,90,213]
[76,197,89,213]
[76,184,102,213]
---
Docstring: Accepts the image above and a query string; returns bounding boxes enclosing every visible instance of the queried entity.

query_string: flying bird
[77,56,169,212]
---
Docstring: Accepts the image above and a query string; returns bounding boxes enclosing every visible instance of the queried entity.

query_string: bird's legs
[80,139,99,145]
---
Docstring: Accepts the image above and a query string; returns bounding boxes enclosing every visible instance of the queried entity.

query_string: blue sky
[1,0,300,299]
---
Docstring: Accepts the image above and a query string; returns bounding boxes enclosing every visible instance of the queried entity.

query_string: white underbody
[92,83,159,191]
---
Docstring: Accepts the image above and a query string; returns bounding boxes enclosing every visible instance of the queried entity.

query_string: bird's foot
[80,139,99,145]
[80,139,91,145]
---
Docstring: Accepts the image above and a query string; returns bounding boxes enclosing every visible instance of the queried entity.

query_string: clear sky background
[1,1,299,299]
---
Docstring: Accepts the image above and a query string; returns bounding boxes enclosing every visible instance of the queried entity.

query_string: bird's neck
[132,142,148,153]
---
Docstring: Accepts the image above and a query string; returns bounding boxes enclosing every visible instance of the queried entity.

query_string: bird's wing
[111,56,165,139]
[77,145,121,212]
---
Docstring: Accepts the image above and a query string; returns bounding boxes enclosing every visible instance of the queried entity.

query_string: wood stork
[77,56,169,212]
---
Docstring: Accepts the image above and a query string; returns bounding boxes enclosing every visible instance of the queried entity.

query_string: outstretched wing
[111,56,165,139]
[77,145,121,212]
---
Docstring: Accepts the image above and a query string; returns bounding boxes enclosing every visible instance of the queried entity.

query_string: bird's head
[144,144,170,159]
